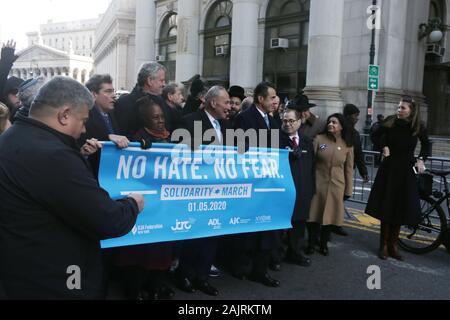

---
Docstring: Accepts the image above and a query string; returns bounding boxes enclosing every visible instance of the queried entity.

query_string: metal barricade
[349,151,450,205]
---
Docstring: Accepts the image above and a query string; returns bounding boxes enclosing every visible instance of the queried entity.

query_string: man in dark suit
[80,74,129,179]
[174,86,232,297]
[114,62,166,137]
[232,82,281,288]
[280,100,315,267]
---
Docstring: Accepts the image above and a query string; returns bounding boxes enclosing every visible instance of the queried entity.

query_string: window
[264,0,310,99]
[158,13,178,81]
[203,0,233,85]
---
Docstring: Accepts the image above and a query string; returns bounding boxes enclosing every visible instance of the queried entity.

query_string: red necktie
[291,137,298,148]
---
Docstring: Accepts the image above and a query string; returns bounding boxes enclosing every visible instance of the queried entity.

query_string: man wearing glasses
[80,74,130,179]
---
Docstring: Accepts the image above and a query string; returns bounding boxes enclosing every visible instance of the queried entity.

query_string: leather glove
[344,195,351,201]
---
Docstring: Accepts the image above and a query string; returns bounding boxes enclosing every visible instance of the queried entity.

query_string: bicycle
[398,169,450,254]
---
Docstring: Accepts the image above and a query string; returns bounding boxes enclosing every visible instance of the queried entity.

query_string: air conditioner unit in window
[215,46,228,56]
[426,44,445,57]
[155,55,166,62]
[270,38,289,49]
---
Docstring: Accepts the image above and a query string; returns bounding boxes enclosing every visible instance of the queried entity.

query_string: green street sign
[368,76,379,91]
[368,65,379,77]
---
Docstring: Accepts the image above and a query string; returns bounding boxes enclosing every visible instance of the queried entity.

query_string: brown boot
[378,222,389,260]
[388,225,403,261]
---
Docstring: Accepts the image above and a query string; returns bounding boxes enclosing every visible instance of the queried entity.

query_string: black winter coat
[233,104,281,251]
[79,106,120,179]
[0,116,139,299]
[351,128,368,177]
[280,131,315,222]
[365,117,431,225]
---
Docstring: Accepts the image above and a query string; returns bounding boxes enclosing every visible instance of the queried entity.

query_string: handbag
[417,173,433,197]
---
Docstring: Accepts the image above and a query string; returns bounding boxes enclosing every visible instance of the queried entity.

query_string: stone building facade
[94,0,450,134]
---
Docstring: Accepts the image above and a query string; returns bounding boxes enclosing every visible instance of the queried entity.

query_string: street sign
[368,77,379,91]
[368,64,380,91]
[368,65,379,77]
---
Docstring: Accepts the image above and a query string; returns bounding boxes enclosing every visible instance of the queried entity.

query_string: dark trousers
[177,237,218,282]
[306,222,321,247]
[287,221,307,257]
[251,249,271,276]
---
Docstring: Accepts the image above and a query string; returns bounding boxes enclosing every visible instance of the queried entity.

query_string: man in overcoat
[0,77,144,299]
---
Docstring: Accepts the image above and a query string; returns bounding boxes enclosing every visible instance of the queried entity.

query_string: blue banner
[99,142,295,249]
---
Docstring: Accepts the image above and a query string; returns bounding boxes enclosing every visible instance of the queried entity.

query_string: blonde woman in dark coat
[366,96,430,261]
[307,113,354,256]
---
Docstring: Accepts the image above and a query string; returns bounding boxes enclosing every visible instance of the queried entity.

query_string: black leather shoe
[250,273,280,288]
[176,277,196,293]
[195,280,219,296]
[269,262,281,272]
[332,226,348,236]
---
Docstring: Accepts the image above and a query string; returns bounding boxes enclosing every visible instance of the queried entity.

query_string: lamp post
[365,0,377,143]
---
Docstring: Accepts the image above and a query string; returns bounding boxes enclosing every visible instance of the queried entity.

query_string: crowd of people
[0,40,430,300]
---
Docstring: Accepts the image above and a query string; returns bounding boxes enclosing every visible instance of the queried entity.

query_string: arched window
[264,0,310,99]
[203,0,233,86]
[158,13,178,81]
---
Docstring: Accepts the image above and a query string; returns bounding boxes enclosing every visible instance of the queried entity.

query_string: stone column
[229,0,259,91]
[375,0,427,111]
[135,0,156,74]
[117,36,129,91]
[175,0,200,83]
[304,0,345,117]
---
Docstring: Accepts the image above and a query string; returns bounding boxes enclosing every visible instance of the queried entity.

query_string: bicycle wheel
[398,196,447,254]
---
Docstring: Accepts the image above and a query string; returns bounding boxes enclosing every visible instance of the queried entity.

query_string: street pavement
[106,203,450,300]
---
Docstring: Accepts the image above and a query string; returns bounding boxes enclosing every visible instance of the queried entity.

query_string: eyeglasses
[282,119,298,125]
[101,89,116,95]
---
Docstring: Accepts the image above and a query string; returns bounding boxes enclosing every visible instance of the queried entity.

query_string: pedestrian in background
[365,96,430,261]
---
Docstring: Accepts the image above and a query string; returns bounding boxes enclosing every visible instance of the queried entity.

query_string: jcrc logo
[132,225,138,235]
[208,218,222,229]
[171,220,192,232]
[255,215,272,223]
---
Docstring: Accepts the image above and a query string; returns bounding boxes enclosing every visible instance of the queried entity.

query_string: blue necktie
[213,120,222,143]
[264,114,270,129]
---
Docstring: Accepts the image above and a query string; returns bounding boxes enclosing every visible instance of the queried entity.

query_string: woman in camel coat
[307,113,354,256]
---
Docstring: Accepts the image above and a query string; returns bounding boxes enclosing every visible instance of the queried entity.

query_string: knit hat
[18,77,46,108]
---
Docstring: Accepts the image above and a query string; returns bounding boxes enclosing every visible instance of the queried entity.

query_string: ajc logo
[229,217,241,225]
[171,219,193,232]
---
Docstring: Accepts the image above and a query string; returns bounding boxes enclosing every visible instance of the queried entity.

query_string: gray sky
[0,0,111,50]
